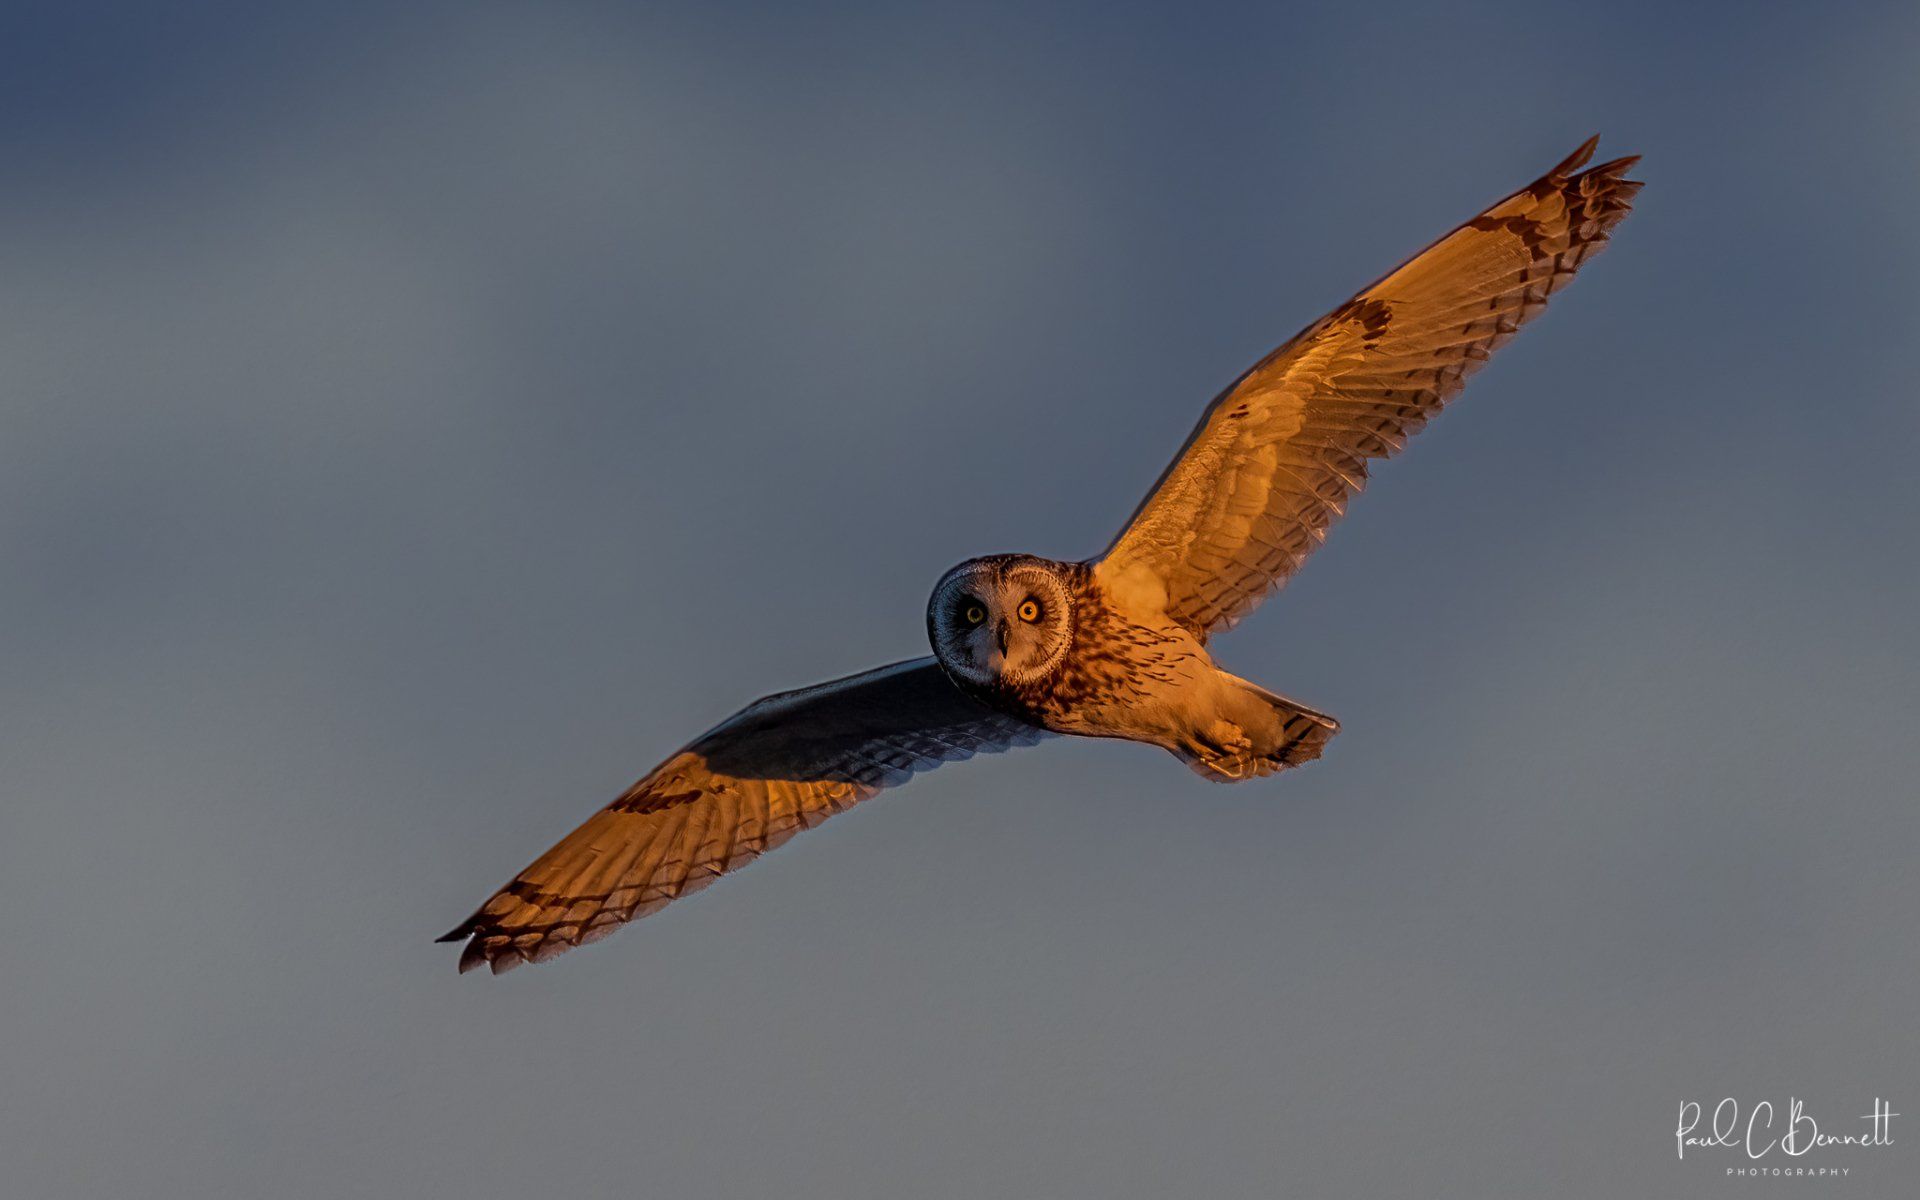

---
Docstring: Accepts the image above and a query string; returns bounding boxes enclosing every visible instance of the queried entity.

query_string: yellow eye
[1018,599,1040,623]
[964,604,986,625]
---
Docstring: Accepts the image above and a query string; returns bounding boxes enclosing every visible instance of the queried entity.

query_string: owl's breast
[1009,570,1207,737]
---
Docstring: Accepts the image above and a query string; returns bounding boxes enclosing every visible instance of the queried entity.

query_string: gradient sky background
[4,2,1917,1196]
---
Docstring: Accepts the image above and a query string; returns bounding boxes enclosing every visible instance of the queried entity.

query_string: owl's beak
[995,619,1010,655]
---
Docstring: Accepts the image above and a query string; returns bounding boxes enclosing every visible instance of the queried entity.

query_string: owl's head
[927,555,1074,689]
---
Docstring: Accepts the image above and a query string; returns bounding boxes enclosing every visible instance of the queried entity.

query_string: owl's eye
[963,603,986,625]
[1017,599,1041,623]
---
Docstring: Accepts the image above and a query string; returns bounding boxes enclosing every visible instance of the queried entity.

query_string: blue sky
[3,2,1917,1196]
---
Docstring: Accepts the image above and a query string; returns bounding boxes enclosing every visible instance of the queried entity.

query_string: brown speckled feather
[438,659,1047,973]
[1099,137,1641,638]
[1025,566,1192,722]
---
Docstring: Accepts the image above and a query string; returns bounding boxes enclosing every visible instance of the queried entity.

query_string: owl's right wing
[438,658,1048,974]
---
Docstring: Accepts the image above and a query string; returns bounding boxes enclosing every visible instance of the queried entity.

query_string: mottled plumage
[441,138,1640,973]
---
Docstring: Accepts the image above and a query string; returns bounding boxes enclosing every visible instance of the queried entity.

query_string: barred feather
[1099,137,1641,637]
[438,659,1047,973]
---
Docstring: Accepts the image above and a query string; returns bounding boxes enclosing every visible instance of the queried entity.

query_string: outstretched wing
[1097,137,1641,639]
[439,658,1047,974]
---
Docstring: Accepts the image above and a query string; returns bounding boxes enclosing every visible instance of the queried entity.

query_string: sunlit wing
[439,658,1048,973]
[1097,137,1641,638]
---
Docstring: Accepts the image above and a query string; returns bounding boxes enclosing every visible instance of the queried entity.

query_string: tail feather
[1176,679,1338,782]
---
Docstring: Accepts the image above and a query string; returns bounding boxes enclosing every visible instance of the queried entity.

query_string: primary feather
[439,660,1046,973]
[1099,137,1640,636]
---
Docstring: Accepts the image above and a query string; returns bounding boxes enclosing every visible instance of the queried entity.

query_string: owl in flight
[441,138,1639,973]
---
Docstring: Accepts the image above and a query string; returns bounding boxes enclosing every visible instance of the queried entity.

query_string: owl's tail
[1175,675,1339,783]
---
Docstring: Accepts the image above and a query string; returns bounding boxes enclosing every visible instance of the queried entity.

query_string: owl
[441,138,1640,973]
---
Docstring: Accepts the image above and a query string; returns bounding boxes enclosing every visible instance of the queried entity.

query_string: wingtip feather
[1549,134,1601,178]
[456,937,490,974]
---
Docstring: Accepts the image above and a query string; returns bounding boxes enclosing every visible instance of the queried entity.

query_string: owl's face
[927,556,1074,689]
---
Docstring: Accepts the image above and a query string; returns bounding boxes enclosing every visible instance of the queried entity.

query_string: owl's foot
[1176,720,1258,782]
[1172,682,1339,783]
[1175,723,1277,782]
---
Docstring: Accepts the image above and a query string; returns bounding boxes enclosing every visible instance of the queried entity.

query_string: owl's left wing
[439,658,1047,974]
[1097,138,1640,639]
